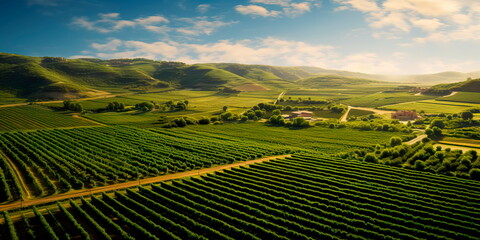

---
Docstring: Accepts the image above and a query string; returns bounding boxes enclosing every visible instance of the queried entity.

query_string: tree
[198,117,210,125]
[74,103,84,113]
[364,153,378,163]
[63,100,73,110]
[461,111,474,120]
[107,102,115,111]
[470,168,480,180]
[430,119,445,129]
[272,109,281,115]
[223,106,228,112]
[176,101,186,111]
[292,117,309,127]
[173,117,187,127]
[389,137,403,147]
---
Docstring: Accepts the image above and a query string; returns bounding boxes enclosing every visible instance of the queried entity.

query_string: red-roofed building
[391,110,417,120]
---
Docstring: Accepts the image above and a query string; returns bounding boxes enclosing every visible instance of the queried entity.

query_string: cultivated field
[381,99,480,114]
[1,153,479,239]
[0,125,296,202]
[0,105,100,132]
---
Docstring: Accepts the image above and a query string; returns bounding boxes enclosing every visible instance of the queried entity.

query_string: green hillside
[296,75,378,88]
[426,78,480,95]
[0,53,172,100]
[209,63,315,81]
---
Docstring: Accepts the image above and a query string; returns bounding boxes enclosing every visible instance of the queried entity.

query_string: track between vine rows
[0,151,32,199]
[0,154,291,211]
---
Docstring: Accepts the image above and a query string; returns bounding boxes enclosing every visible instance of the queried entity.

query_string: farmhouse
[291,111,313,118]
[391,110,418,120]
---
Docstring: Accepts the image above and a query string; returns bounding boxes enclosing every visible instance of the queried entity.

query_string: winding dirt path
[71,114,106,126]
[405,134,427,145]
[0,154,291,211]
[340,106,352,122]
[0,151,31,199]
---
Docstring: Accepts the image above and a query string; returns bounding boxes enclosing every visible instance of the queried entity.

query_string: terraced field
[2,153,479,240]
[0,105,99,132]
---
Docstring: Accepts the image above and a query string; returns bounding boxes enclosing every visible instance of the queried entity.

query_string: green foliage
[389,137,403,147]
[461,111,474,120]
[430,119,445,129]
[7,152,480,240]
[292,117,309,128]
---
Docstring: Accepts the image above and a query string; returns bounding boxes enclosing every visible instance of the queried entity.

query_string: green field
[0,125,297,202]
[80,91,275,127]
[342,92,435,107]
[179,123,406,153]
[0,91,26,105]
[438,92,480,104]
[0,105,99,132]
[381,99,480,114]
[2,153,479,239]
[347,109,374,117]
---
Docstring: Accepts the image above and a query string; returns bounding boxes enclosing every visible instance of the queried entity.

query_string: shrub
[470,168,480,180]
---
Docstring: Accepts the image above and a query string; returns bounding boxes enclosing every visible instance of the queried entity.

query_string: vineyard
[177,123,409,153]
[1,153,479,239]
[0,105,99,132]
[0,125,297,202]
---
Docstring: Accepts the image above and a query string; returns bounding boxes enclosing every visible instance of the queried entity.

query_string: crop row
[0,105,98,132]
[0,125,294,201]
[1,153,479,239]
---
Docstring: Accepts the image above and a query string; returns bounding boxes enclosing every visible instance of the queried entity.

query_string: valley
[0,54,479,240]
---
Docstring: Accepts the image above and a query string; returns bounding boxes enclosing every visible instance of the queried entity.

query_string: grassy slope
[428,78,480,93]
[437,92,480,104]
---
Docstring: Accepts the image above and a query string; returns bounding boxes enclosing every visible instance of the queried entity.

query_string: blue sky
[1,0,479,74]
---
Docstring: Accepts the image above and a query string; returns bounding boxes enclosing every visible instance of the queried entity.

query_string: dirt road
[405,134,427,145]
[71,114,106,126]
[0,154,291,211]
[340,106,352,122]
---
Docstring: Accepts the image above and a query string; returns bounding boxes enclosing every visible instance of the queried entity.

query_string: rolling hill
[1,52,479,101]
[426,78,480,95]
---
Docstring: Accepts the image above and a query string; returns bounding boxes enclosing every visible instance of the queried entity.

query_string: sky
[1,0,480,74]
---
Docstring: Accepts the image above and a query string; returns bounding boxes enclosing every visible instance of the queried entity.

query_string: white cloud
[410,18,444,32]
[250,0,292,6]
[72,13,169,33]
[91,38,123,51]
[369,12,410,32]
[334,0,378,12]
[175,17,237,36]
[75,37,480,74]
[284,2,312,17]
[197,4,211,14]
[334,0,480,43]
[235,5,282,17]
[135,16,169,25]
[236,0,321,18]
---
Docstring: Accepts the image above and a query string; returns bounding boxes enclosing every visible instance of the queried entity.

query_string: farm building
[391,110,418,120]
[291,111,313,118]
